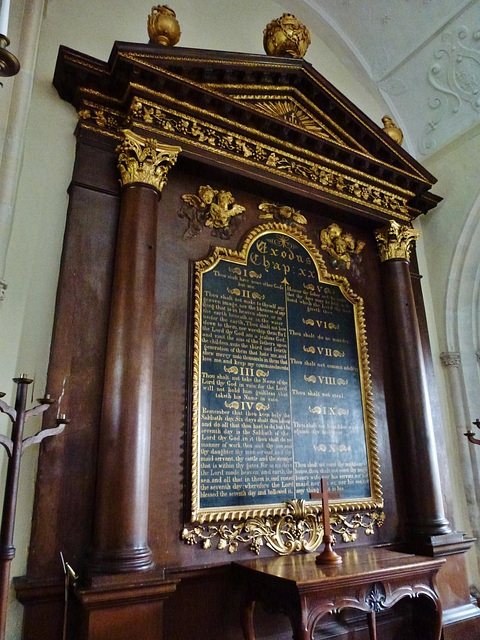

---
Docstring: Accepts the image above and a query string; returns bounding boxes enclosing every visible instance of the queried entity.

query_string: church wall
[423,128,480,457]
[421,124,480,351]
[0,1,394,638]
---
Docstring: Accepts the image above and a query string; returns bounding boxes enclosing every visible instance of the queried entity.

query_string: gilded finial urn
[263,13,311,58]
[382,116,403,146]
[148,5,181,47]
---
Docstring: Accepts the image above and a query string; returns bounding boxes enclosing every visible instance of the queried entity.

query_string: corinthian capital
[374,220,419,262]
[117,130,182,191]
[440,352,461,368]
[0,278,7,302]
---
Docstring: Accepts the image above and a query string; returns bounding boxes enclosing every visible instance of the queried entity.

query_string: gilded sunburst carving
[254,100,329,136]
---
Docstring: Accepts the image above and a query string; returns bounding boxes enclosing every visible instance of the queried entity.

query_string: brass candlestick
[0,35,19,77]
[0,375,67,639]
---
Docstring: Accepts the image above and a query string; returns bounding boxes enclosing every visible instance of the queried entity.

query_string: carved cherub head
[198,185,216,205]
[327,223,342,239]
[216,190,235,207]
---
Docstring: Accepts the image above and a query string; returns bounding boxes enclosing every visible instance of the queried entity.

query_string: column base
[76,570,178,640]
[405,519,452,540]
[404,530,471,556]
[443,605,480,640]
[403,533,480,635]
[89,545,155,574]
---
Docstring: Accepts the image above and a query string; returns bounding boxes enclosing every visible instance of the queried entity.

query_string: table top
[233,547,445,590]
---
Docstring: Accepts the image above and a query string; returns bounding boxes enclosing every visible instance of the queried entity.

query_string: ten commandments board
[191,225,382,522]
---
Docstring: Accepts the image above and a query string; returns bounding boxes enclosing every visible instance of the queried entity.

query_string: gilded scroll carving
[78,104,123,132]
[129,100,412,219]
[76,98,413,219]
[181,499,385,555]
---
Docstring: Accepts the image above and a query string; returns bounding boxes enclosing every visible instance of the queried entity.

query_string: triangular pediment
[53,43,440,220]
[221,93,365,151]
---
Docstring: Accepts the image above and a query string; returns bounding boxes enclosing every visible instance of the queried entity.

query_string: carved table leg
[241,597,256,640]
[291,620,310,640]
[367,611,377,640]
[431,597,443,640]
[291,602,312,640]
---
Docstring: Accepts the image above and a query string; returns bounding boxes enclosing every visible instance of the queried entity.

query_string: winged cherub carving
[258,202,307,226]
[180,185,245,239]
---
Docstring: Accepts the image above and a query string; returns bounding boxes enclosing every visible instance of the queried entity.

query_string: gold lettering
[256,240,267,254]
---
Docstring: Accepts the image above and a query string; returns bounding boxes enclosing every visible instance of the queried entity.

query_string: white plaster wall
[420,122,480,444]
[0,1,392,636]
[421,122,480,349]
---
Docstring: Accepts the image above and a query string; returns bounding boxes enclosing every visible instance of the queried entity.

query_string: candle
[0,0,10,38]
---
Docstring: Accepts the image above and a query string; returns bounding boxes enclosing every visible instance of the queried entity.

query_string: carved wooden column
[375,221,451,541]
[90,130,181,574]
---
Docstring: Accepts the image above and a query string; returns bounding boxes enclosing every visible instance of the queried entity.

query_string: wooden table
[233,547,445,640]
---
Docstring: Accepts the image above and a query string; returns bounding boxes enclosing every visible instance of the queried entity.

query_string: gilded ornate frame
[191,223,383,525]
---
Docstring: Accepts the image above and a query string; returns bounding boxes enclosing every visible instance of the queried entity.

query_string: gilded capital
[374,220,419,262]
[117,130,182,191]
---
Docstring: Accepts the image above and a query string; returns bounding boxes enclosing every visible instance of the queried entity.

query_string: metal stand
[0,375,67,640]
[465,419,480,445]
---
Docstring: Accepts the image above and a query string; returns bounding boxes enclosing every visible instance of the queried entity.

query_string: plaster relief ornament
[420,27,480,154]
[147,5,181,46]
[263,13,311,58]
[320,223,365,272]
[428,27,480,113]
[382,116,403,145]
[258,202,307,226]
[180,185,245,239]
